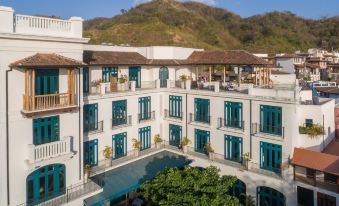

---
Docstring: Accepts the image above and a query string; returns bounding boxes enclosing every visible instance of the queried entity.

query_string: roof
[275,54,302,59]
[184,50,270,65]
[84,50,148,66]
[315,86,339,94]
[271,70,291,75]
[292,148,339,176]
[147,59,182,66]
[323,139,339,156]
[294,63,319,70]
[10,53,86,68]
[85,151,191,205]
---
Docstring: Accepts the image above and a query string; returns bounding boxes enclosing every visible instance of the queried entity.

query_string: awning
[84,151,191,206]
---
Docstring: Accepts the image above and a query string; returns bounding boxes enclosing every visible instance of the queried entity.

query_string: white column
[0,6,14,33]
[155,79,160,89]
[209,66,212,83]
[196,66,198,81]
[223,66,226,84]
[130,81,136,92]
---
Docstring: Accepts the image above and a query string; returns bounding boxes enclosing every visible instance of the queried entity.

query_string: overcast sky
[1,0,338,20]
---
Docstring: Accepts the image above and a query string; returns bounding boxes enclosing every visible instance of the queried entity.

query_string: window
[83,67,89,93]
[102,67,118,83]
[139,96,151,121]
[169,95,182,118]
[84,140,98,166]
[224,101,243,128]
[306,168,316,178]
[169,124,182,147]
[194,129,210,154]
[139,126,151,151]
[112,100,127,127]
[159,66,169,88]
[260,142,282,173]
[324,173,337,184]
[26,164,65,204]
[224,135,243,163]
[33,116,59,145]
[260,105,282,135]
[83,103,98,132]
[305,119,313,127]
[257,186,285,206]
[194,98,210,123]
[35,69,59,95]
[129,66,141,88]
[112,132,127,159]
[229,180,246,205]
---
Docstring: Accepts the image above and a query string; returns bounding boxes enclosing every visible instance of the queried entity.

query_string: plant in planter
[305,124,324,139]
[181,136,191,153]
[205,143,214,160]
[103,146,112,167]
[242,152,251,170]
[117,75,128,91]
[132,138,141,156]
[84,164,92,183]
[91,79,103,93]
[154,134,163,149]
[179,75,187,89]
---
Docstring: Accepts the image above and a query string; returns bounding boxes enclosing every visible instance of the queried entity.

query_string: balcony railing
[164,109,183,120]
[189,113,210,124]
[138,111,155,123]
[84,121,104,134]
[217,118,244,131]
[23,93,75,112]
[252,123,284,138]
[112,115,132,129]
[27,136,73,164]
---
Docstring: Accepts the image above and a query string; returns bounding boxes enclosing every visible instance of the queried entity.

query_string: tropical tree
[140,166,241,206]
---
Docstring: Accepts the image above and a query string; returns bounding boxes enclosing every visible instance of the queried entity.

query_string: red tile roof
[292,148,339,176]
[10,53,85,68]
[323,139,339,156]
[84,50,148,66]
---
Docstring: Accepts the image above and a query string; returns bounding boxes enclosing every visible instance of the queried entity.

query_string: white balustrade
[28,136,72,164]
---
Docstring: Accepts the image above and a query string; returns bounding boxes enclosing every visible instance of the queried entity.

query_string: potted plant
[91,79,102,93]
[185,76,192,90]
[103,146,112,167]
[179,75,187,89]
[205,143,214,160]
[243,152,251,170]
[154,134,163,149]
[84,164,92,183]
[305,124,324,139]
[118,75,128,91]
[181,136,191,153]
[132,138,141,156]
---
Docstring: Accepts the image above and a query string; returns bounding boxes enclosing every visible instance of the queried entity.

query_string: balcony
[252,123,284,139]
[138,111,155,123]
[164,109,183,121]
[112,115,132,129]
[84,121,104,135]
[189,113,210,125]
[27,136,74,165]
[217,118,244,131]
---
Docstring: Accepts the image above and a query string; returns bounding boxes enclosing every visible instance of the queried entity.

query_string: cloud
[133,0,216,6]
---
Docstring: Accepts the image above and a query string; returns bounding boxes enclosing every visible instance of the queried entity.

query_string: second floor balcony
[84,120,104,135]
[189,113,210,125]
[217,118,244,131]
[112,115,132,129]
[138,111,155,123]
[164,109,183,121]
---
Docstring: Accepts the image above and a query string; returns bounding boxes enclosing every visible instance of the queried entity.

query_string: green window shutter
[169,124,182,147]
[260,141,282,173]
[169,95,182,118]
[83,103,98,132]
[194,98,210,123]
[33,115,60,145]
[139,126,151,151]
[84,139,98,166]
[194,129,210,154]
[138,96,151,120]
[35,69,59,95]
[224,135,243,163]
[102,67,118,83]
[260,105,282,135]
[112,100,127,126]
[224,101,243,128]
[112,132,127,159]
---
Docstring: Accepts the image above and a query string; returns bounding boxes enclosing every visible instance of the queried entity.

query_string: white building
[0,6,338,206]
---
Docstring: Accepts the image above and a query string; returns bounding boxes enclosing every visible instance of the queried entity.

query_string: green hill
[83,0,339,53]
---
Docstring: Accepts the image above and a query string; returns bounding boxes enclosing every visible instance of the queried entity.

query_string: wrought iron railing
[164,109,183,120]
[217,118,244,130]
[112,115,132,129]
[189,113,210,124]
[84,120,104,134]
[138,111,155,123]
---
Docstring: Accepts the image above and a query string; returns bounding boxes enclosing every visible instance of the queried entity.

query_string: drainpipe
[77,67,82,180]
[185,93,188,139]
[249,99,253,158]
[6,68,13,205]
[322,114,325,150]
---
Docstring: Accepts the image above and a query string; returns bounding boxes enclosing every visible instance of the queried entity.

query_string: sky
[1,0,338,20]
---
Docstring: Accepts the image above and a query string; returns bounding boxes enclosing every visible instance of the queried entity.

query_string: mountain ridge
[83,0,339,53]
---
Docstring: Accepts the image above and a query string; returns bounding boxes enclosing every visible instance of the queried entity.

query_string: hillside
[83,0,339,53]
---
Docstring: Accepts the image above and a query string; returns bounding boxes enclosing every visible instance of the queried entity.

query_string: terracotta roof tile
[292,148,339,176]
[184,50,270,65]
[315,86,339,94]
[323,139,339,156]
[147,59,182,66]
[10,53,86,68]
[84,50,148,66]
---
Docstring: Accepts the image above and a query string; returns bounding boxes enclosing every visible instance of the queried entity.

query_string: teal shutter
[224,135,243,163]
[159,66,169,88]
[84,140,98,166]
[102,67,118,83]
[138,96,151,120]
[112,132,127,159]
[169,95,182,118]
[35,69,59,95]
[194,129,210,154]
[83,103,98,132]
[257,186,285,206]
[260,141,282,173]
[169,124,182,147]
[112,100,127,126]
[224,101,243,128]
[129,66,141,88]
[139,126,151,151]
[260,105,282,135]
[33,116,59,145]
[194,98,210,123]
[83,67,89,93]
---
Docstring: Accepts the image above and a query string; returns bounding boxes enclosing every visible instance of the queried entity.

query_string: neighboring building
[0,6,338,206]
[295,63,321,81]
[275,54,306,74]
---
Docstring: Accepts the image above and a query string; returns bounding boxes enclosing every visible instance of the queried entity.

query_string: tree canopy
[140,166,241,206]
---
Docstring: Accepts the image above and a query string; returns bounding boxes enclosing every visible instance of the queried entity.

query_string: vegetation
[118,75,128,84]
[132,138,141,149]
[181,136,191,146]
[83,0,338,53]
[140,166,241,205]
[154,134,163,144]
[299,124,324,139]
[204,143,214,154]
[103,146,112,159]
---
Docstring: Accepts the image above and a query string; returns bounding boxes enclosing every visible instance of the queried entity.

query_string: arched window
[26,164,66,204]
[159,66,169,88]
[257,186,285,206]
[229,179,246,204]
